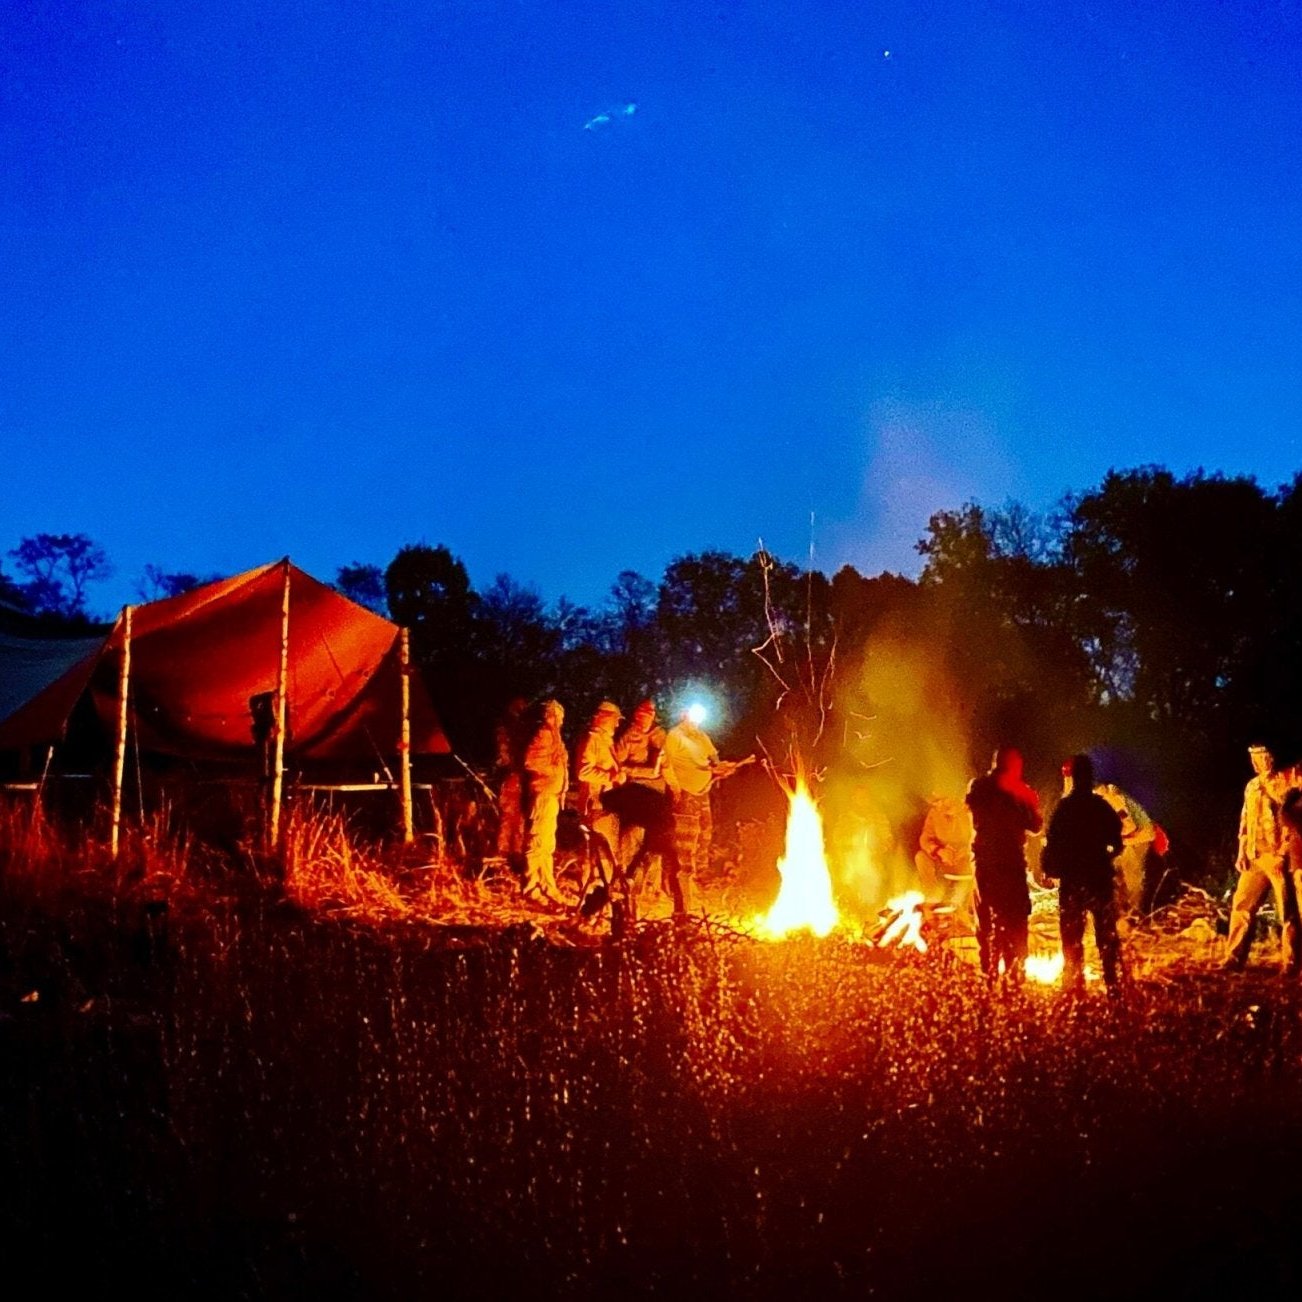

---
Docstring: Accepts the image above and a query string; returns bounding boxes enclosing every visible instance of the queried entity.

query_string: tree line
[7,464,1302,877]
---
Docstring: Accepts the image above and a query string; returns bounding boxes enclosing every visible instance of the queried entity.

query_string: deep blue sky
[4,0,1301,615]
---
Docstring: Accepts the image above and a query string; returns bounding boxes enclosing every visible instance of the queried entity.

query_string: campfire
[1024,952,1065,984]
[873,891,928,953]
[753,776,1073,982]
[751,778,932,954]
[753,777,839,938]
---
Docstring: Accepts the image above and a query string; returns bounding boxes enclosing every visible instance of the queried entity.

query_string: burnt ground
[2,883,1301,1301]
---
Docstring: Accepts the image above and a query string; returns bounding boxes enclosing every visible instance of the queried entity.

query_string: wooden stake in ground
[110,604,133,859]
[268,560,291,850]
[399,626,414,843]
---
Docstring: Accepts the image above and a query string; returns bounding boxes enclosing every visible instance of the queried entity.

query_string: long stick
[450,751,498,808]
[110,605,132,859]
[399,627,414,843]
[269,561,291,850]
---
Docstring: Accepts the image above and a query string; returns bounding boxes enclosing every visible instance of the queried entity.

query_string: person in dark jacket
[1044,753,1125,996]
[492,696,530,867]
[965,746,1043,982]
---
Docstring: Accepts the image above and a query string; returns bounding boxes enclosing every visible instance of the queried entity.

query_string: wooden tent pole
[269,561,291,850]
[110,605,133,859]
[399,627,414,843]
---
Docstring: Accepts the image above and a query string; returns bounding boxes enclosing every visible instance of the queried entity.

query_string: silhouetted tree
[335,562,388,615]
[384,544,483,751]
[385,545,477,639]
[1064,468,1276,728]
[607,570,657,651]
[1059,468,1283,864]
[474,574,561,701]
[9,532,111,621]
[915,501,1092,771]
[136,565,212,602]
[0,565,28,611]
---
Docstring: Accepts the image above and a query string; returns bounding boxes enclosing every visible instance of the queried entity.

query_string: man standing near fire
[522,699,569,907]
[1223,741,1301,972]
[574,700,626,857]
[611,699,674,903]
[1043,754,1125,997]
[661,703,748,917]
[914,792,975,917]
[965,746,1043,983]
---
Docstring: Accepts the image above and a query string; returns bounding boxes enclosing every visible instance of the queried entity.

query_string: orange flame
[755,778,839,938]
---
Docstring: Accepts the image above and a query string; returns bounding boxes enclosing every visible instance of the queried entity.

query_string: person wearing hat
[1223,742,1301,972]
[661,705,727,916]
[612,699,674,910]
[1043,754,1125,996]
[574,700,627,855]
[614,700,666,780]
[522,699,569,906]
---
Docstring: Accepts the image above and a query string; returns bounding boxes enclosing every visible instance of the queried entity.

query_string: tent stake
[110,605,133,859]
[269,561,291,850]
[400,627,414,843]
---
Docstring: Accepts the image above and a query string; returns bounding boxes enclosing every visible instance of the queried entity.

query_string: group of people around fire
[943,740,1301,995]
[489,690,1302,989]
[491,696,748,922]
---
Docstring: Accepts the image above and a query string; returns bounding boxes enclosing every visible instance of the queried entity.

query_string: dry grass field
[3,800,1300,1299]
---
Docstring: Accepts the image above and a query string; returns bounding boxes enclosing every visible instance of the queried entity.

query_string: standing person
[522,699,569,906]
[492,696,529,868]
[914,792,975,915]
[1043,754,1125,997]
[1094,782,1158,915]
[574,700,626,856]
[613,699,666,787]
[965,746,1043,982]
[1223,742,1301,972]
[611,699,674,904]
[661,704,749,916]
[1280,789,1302,976]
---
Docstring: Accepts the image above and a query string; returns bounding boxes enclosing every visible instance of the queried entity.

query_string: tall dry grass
[0,793,195,904]
[281,806,410,916]
[1,786,477,907]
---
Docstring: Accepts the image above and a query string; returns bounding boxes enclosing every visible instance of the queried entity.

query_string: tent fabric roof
[0,631,108,729]
[0,561,450,761]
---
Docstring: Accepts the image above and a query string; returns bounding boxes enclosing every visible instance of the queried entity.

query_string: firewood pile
[1027,879,1231,978]
[1125,882,1227,973]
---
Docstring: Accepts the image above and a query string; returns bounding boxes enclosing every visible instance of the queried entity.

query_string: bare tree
[9,532,111,618]
[136,565,213,602]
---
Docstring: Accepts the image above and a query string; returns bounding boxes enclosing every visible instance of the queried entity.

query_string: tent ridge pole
[110,605,133,859]
[400,627,413,843]
[269,561,291,850]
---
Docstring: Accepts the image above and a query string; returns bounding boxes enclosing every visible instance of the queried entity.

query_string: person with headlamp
[661,702,749,916]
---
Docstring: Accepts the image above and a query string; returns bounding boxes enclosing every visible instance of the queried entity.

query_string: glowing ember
[1025,952,1064,984]
[879,891,927,953]
[755,779,839,938]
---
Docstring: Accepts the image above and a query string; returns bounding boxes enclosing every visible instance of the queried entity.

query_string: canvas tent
[0,560,449,764]
[0,630,108,735]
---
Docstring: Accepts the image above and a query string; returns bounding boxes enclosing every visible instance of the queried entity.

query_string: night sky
[4,0,1301,614]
